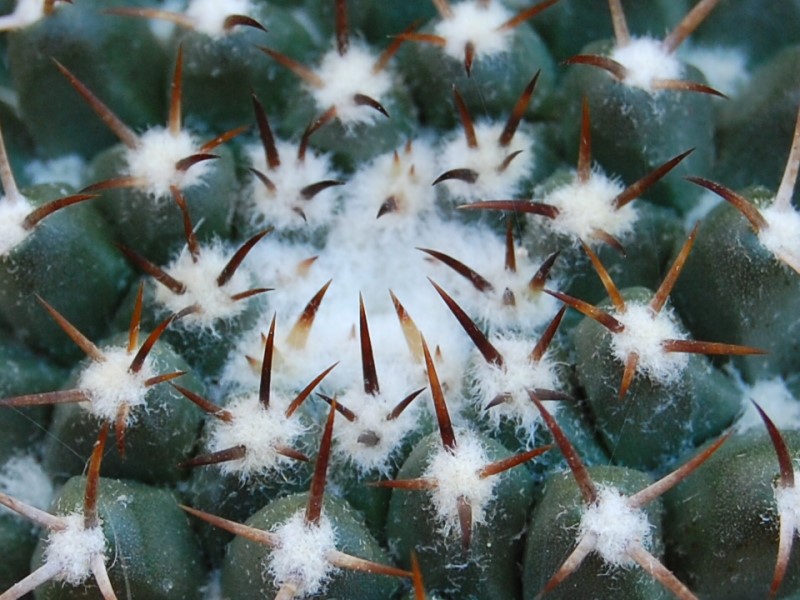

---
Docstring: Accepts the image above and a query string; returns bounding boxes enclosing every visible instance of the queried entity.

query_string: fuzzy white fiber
[125,127,211,199]
[759,204,800,274]
[0,196,32,255]
[333,365,424,474]
[423,432,496,537]
[468,335,559,439]
[44,513,106,585]
[153,242,252,329]
[244,140,339,230]
[268,511,338,596]
[680,44,750,96]
[186,0,253,37]
[435,1,513,61]
[775,480,800,529]
[543,170,636,242]
[345,138,439,228]
[206,392,307,478]
[611,303,689,383]
[438,122,535,203]
[0,454,54,513]
[77,346,153,423]
[737,378,800,433]
[311,44,392,125]
[24,154,86,188]
[611,37,683,92]
[0,0,49,30]
[579,486,653,567]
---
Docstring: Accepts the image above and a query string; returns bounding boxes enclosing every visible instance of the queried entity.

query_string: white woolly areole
[268,511,338,596]
[0,455,54,513]
[611,303,689,383]
[434,1,513,61]
[44,513,106,586]
[186,0,254,38]
[0,196,33,255]
[125,127,211,198]
[0,0,49,30]
[207,393,307,478]
[579,486,653,567]
[333,388,421,475]
[610,37,683,92]
[468,336,559,439]
[439,122,535,202]
[758,204,800,273]
[244,140,338,229]
[737,378,800,432]
[423,433,496,537]
[311,44,392,125]
[76,346,153,423]
[775,478,800,529]
[153,243,251,329]
[346,138,439,227]
[544,170,635,241]
[680,44,749,96]
[24,154,86,188]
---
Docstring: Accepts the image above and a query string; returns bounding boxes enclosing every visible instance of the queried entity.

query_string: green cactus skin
[86,143,238,265]
[7,0,167,158]
[31,475,205,600]
[42,333,204,485]
[523,465,668,600]
[385,430,536,599]
[673,189,800,382]
[664,430,800,600]
[0,334,66,459]
[571,287,742,470]
[532,0,689,60]
[0,184,133,364]
[220,492,401,599]
[396,10,556,130]
[713,47,800,206]
[559,40,716,213]
[173,4,320,133]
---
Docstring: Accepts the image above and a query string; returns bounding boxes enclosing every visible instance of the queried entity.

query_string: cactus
[0,0,799,599]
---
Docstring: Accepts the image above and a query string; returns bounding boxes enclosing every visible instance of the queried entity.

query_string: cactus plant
[0,0,799,599]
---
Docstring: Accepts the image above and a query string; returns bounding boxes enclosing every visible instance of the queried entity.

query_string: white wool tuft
[44,513,106,586]
[125,127,211,198]
[611,303,689,383]
[775,478,800,527]
[579,486,653,567]
[0,454,54,513]
[0,196,33,255]
[611,37,683,92]
[206,393,307,478]
[346,138,439,228]
[467,335,559,440]
[244,140,339,230]
[680,44,750,96]
[434,1,512,61]
[186,0,254,38]
[759,204,800,273]
[544,170,636,241]
[153,242,252,329]
[438,122,535,203]
[0,0,49,30]
[311,44,392,125]
[333,380,423,475]
[77,346,153,423]
[24,154,86,188]
[268,511,338,596]
[423,432,497,537]
[737,378,800,433]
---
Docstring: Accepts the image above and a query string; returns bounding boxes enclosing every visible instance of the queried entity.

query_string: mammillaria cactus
[0,0,799,599]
